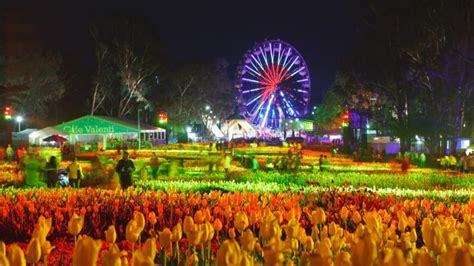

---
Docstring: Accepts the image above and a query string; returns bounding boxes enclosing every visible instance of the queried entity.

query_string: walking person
[44,156,59,188]
[149,152,160,179]
[68,157,83,188]
[115,151,135,189]
[6,144,14,163]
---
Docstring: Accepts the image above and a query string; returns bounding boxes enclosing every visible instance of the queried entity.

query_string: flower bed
[0,188,472,265]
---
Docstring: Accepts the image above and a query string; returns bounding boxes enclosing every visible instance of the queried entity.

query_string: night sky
[5,0,360,109]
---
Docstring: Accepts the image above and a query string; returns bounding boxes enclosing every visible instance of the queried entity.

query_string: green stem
[207,241,211,266]
[176,242,180,265]
[43,256,47,266]
[164,250,167,266]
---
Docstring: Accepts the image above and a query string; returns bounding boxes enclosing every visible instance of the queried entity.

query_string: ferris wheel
[235,40,311,129]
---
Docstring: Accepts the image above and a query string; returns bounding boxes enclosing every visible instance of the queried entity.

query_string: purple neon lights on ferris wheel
[236,40,311,129]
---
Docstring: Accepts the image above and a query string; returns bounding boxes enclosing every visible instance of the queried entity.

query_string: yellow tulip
[301,253,332,266]
[283,219,299,239]
[133,211,146,231]
[340,206,349,221]
[351,230,377,266]
[72,235,101,266]
[201,221,215,244]
[142,237,157,259]
[240,252,254,266]
[352,211,362,224]
[416,248,436,266]
[335,251,351,266]
[26,238,41,264]
[172,223,182,242]
[397,211,408,232]
[102,244,122,266]
[126,220,141,244]
[183,216,196,235]
[105,225,117,243]
[68,213,85,236]
[216,239,241,266]
[187,224,203,246]
[462,219,472,243]
[303,236,314,252]
[212,218,223,234]
[240,229,257,252]
[41,240,55,257]
[234,211,249,232]
[131,249,155,266]
[311,207,326,225]
[317,238,332,258]
[159,228,172,248]
[0,254,9,266]
[7,244,26,266]
[0,241,5,256]
[33,216,52,246]
[439,245,472,266]
[382,248,407,266]
[328,222,337,236]
[273,211,283,224]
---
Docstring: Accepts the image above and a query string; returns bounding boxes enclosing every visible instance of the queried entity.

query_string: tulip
[194,210,205,224]
[397,211,408,232]
[317,238,332,258]
[72,235,101,266]
[126,219,141,255]
[352,211,362,224]
[148,212,157,226]
[416,248,436,266]
[134,211,146,231]
[335,251,351,266]
[328,222,337,236]
[439,246,472,266]
[311,207,326,225]
[142,237,157,260]
[213,218,223,234]
[183,216,196,235]
[0,254,9,266]
[26,238,41,265]
[240,229,257,252]
[132,249,155,266]
[186,252,199,266]
[0,241,5,256]
[201,221,215,244]
[172,223,182,242]
[7,244,26,266]
[234,211,249,232]
[340,206,349,222]
[283,219,300,239]
[462,219,472,243]
[41,240,55,265]
[68,213,85,239]
[159,228,172,249]
[351,230,377,266]
[105,225,117,243]
[216,238,242,266]
[102,244,122,266]
[382,248,407,266]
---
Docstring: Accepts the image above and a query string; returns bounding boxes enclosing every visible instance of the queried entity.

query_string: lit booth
[31,116,166,149]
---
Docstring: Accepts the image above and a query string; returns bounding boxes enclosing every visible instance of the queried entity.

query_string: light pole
[137,109,141,149]
[15,116,23,132]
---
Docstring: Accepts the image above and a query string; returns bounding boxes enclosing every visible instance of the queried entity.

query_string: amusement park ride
[207,40,311,140]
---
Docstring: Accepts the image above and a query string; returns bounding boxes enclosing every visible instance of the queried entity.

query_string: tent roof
[54,115,165,135]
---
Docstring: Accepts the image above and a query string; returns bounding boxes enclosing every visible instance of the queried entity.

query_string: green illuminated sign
[56,116,138,134]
